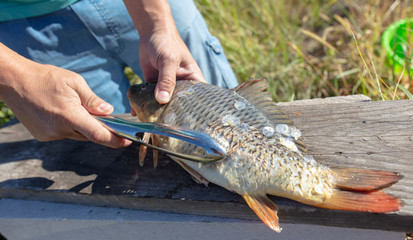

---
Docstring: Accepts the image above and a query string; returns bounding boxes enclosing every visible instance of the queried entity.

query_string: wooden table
[0,95,412,232]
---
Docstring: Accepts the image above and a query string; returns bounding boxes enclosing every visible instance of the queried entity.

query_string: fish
[127,78,402,232]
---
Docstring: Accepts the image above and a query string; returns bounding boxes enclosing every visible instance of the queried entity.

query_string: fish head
[127,82,166,122]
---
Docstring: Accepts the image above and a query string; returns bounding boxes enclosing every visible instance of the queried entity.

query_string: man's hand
[138,27,206,104]
[124,0,206,104]
[0,43,131,148]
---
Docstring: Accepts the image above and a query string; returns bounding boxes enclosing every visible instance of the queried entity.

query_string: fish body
[128,79,401,232]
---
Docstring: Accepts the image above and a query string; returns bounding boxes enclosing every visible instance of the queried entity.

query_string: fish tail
[333,167,402,191]
[242,194,282,232]
[314,189,401,213]
[313,168,402,213]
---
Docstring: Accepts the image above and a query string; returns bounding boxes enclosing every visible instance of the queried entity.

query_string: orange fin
[152,135,159,168]
[242,194,281,232]
[315,189,401,213]
[139,145,147,167]
[334,167,402,191]
[139,133,152,166]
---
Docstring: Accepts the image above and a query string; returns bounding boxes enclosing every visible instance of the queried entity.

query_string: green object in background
[0,101,13,126]
[382,18,413,76]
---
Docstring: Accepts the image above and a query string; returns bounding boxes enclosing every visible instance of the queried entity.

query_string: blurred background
[1,0,412,125]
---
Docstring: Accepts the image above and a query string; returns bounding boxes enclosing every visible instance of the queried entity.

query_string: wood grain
[0,95,412,232]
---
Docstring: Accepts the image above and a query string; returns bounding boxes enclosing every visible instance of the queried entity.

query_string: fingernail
[157,91,170,103]
[98,102,113,112]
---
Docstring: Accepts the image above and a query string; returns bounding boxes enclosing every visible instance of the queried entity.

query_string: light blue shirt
[0,0,79,22]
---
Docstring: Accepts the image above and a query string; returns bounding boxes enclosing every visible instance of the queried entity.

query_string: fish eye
[141,84,148,91]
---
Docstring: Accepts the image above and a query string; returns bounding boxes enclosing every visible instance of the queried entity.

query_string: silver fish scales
[128,78,401,233]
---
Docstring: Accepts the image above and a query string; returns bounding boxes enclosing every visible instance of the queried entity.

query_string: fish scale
[172,80,392,195]
[127,78,402,233]
[203,124,326,198]
[158,81,318,194]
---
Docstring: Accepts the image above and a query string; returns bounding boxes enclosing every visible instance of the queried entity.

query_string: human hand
[0,49,131,148]
[124,0,206,105]
[138,28,206,104]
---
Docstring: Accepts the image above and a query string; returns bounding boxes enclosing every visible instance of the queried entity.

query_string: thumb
[73,76,114,115]
[155,59,177,104]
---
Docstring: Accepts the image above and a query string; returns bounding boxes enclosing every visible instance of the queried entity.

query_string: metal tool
[95,115,226,162]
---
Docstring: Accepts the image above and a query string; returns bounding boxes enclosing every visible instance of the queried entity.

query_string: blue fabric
[0,0,238,113]
[0,0,80,22]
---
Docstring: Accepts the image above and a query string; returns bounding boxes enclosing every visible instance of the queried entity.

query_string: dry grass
[195,0,413,101]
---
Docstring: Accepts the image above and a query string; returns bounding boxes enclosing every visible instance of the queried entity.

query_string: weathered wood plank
[277,94,372,106]
[0,95,412,232]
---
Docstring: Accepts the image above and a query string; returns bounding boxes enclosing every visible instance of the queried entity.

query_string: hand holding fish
[0,43,131,148]
[0,0,206,148]
[124,0,206,104]
[137,29,206,104]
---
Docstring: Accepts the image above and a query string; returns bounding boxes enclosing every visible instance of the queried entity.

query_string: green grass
[195,0,413,101]
[0,102,13,125]
[1,1,412,125]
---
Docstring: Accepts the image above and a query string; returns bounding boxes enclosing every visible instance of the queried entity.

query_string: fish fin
[233,78,307,153]
[333,167,402,191]
[152,135,159,168]
[242,194,282,232]
[139,144,147,166]
[313,189,401,213]
[232,78,268,94]
[139,133,152,167]
[232,79,290,125]
[172,157,209,186]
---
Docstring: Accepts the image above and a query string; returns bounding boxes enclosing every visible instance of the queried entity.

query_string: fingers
[73,75,114,115]
[176,62,206,83]
[139,31,206,104]
[155,57,178,104]
[66,73,130,148]
[3,60,130,149]
[70,109,132,148]
[151,54,206,104]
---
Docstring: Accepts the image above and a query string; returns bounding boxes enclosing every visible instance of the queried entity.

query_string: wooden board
[0,95,412,232]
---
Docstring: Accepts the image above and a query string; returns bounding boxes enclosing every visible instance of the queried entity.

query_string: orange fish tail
[313,168,402,213]
[315,189,401,213]
[333,167,401,191]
